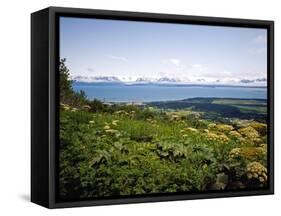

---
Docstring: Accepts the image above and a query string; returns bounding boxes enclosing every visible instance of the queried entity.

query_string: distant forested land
[147,98,267,123]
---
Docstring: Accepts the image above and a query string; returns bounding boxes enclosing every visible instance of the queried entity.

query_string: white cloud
[248,34,267,55]
[252,35,267,44]
[169,58,181,67]
[87,68,94,72]
[248,47,266,55]
[107,55,128,62]
[191,64,208,72]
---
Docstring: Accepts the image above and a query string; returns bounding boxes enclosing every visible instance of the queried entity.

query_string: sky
[60,17,267,85]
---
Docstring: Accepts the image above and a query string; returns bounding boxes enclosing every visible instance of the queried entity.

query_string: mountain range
[72,75,267,87]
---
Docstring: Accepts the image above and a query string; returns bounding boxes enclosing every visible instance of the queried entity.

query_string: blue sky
[60,17,267,84]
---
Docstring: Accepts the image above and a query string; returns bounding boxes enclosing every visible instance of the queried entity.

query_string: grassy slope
[59,103,268,200]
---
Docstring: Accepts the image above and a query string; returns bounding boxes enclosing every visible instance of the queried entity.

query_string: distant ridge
[72,75,267,87]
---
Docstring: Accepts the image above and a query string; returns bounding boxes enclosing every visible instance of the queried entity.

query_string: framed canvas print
[31,7,274,208]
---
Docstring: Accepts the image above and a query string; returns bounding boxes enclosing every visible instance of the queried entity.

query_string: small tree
[88,99,106,112]
[60,58,73,103]
[59,58,87,107]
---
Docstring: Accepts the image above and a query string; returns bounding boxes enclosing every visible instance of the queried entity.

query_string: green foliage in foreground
[59,106,268,200]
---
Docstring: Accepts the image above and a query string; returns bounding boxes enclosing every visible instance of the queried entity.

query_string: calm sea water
[73,83,267,102]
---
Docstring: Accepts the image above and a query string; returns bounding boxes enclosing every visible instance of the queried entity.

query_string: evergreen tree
[59,58,87,107]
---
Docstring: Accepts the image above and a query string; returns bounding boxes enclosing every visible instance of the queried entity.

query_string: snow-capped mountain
[157,77,181,83]
[73,76,121,83]
[135,77,153,83]
[73,76,182,84]
[72,75,267,87]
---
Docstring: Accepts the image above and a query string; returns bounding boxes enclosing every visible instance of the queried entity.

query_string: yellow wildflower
[205,132,220,142]
[104,125,111,130]
[216,124,234,133]
[61,103,70,111]
[71,107,78,112]
[186,127,198,133]
[249,122,267,135]
[238,126,259,139]
[105,129,119,133]
[229,148,241,158]
[229,130,242,139]
[208,123,217,130]
[112,120,119,126]
[170,114,180,121]
[229,147,266,159]
[247,173,253,179]
[218,134,229,143]
[246,162,267,183]
[82,105,91,110]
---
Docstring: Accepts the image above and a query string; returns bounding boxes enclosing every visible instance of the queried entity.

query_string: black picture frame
[31,6,274,209]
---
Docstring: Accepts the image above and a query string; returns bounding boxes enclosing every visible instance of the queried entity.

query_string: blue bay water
[73,83,267,102]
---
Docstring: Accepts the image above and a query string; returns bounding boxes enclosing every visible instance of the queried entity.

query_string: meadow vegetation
[59,59,268,200]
